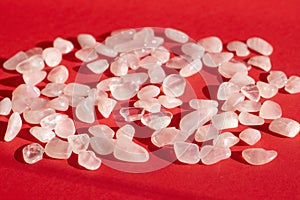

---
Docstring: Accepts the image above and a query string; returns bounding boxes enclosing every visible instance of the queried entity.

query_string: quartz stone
[134,98,161,113]
[45,137,72,159]
[86,59,109,74]
[162,74,186,97]
[139,56,161,70]
[189,99,218,110]
[236,100,261,112]
[113,39,145,53]
[23,108,55,124]
[22,143,44,164]
[267,71,288,88]
[218,61,248,78]
[97,77,122,91]
[137,85,160,100]
[151,127,181,147]
[75,97,95,123]
[241,84,260,102]
[105,29,135,48]
[42,48,62,67]
[247,56,271,71]
[133,47,153,58]
[28,98,48,110]
[238,112,265,126]
[47,96,69,111]
[148,65,166,83]
[179,59,203,77]
[217,82,240,100]
[4,112,22,142]
[41,83,65,97]
[141,111,173,130]
[259,100,282,119]
[12,84,41,99]
[164,28,189,43]
[213,132,240,148]
[53,37,74,54]
[0,97,12,115]
[116,124,135,140]
[22,70,46,85]
[198,36,223,53]
[3,51,28,70]
[97,97,117,118]
[16,55,45,73]
[242,148,277,165]
[110,59,128,76]
[75,48,98,62]
[40,113,68,130]
[201,146,231,165]
[256,81,278,98]
[181,42,205,59]
[30,126,55,143]
[195,124,219,142]
[239,128,261,145]
[226,41,250,57]
[25,47,43,57]
[285,76,300,94]
[174,142,201,164]
[229,72,255,88]
[121,72,148,85]
[246,37,273,56]
[89,136,115,155]
[11,98,30,114]
[120,107,145,122]
[202,52,233,67]
[95,43,118,57]
[110,81,139,101]
[64,95,85,107]
[211,111,239,130]
[88,88,108,105]
[221,93,245,111]
[63,83,90,97]
[158,95,182,109]
[119,53,140,70]
[78,151,102,170]
[113,135,149,162]
[54,118,75,138]
[269,118,300,138]
[88,124,115,138]
[151,46,170,64]
[166,56,189,69]
[67,134,89,154]
[133,27,154,40]
[77,33,97,49]
[47,65,69,83]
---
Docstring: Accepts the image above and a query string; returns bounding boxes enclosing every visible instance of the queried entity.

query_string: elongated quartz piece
[63,83,90,97]
[47,96,69,111]
[13,84,41,99]
[166,56,188,69]
[151,46,170,63]
[23,107,55,124]
[238,112,264,126]
[4,112,22,142]
[90,136,115,155]
[213,132,240,148]
[23,143,44,164]
[151,127,181,147]
[41,83,65,97]
[77,33,97,49]
[241,84,260,102]
[116,124,135,140]
[211,111,239,130]
[236,100,261,112]
[121,72,148,85]
[189,99,218,110]
[40,113,68,130]
[95,43,118,57]
[86,59,109,74]
[110,59,128,76]
[285,76,300,94]
[30,126,55,143]
[198,36,223,53]
[174,142,201,164]
[141,111,173,130]
[218,61,248,78]
[267,71,288,88]
[139,56,161,70]
[53,37,74,54]
[201,146,231,165]
[16,55,45,73]
[239,128,261,145]
[164,28,188,43]
[42,48,62,67]
[162,74,186,97]
[242,148,277,165]
[22,70,46,85]
[181,42,205,59]
[88,124,115,138]
[47,65,69,83]
[195,124,219,142]
[3,51,28,70]
[227,41,250,57]
[158,95,182,109]
[25,47,43,57]
[78,151,102,170]
[76,97,95,123]
[0,97,12,116]
[269,118,300,138]
[120,107,145,122]
[134,98,161,113]
[248,56,271,71]
[256,81,278,98]
[45,137,72,159]
[246,37,273,56]
[259,100,282,119]
[67,134,89,154]
[137,85,160,100]
[202,52,233,67]
[217,82,240,100]
[110,81,139,101]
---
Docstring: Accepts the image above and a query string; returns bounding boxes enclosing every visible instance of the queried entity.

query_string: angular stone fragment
[28,98,48,110]
[119,53,140,70]
[75,48,98,62]
[139,56,161,70]
[90,136,115,155]
[218,61,248,78]
[213,132,240,148]
[88,124,115,138]
[202,52,233,67]
[236,100,261,112]
[113,40,145,53]
[151,127,181,147]
[229,72,255,88]
[259,100,282,119]
[105,29,135,48]
[133,27,154,40]
[97,97,117,118]
[242,148,277,165]
[23,108,55,124]
[121,72,148,85]
[3,51,28,70]
[148,65,166,83]
[42,48,62,67]
[221,93,245,111]
[198,36,223,53]
[241,84,260,102]
[97,77,122,91]
[22,70,46,85]
[141,111,173,130]
[22,143,44,164]
[47,65,69,83]
[110,81,139,101]
[77,33,97,49]
[162,74,186,97]
[45,137,72,159]
[47,96,69,111]
[13,84,41,99]
[246,37,273,56]
[211,111,239,130]
[75,97,95,123]
[40,113,68,130]
[63,83,90,97]
[53,37,74,54]
[174,142,201,164]
[120,107,145,122]
[95,43,118,57]
[269,118,300,138]
[134,98,161,113]
[166,56,188,69]
[67,134,89,154]
[0,97,12,115]
[4,112,22,142]
[227,41,250,57]
[30,126,55,143]
[78,151,102,170]
[16,55,45,73]
[248,56,271,71]
[54,118,75,138]
[151,46,170,64]
[217,82,240,100]
[181,42,205,59]
[267,71,288,88]
[179,59,203,77]
[195,124,219,142]
[110,59,128,76]
[116,124,135,140]
[25,47,43,57]
[41,83,65,97]
[189,99,218,110]
[239,128,261,145]
[256,81,278,98]
[238,112,264,125]
[86,59,109,74]
[201,146,231,165]
[164,28,189,43]
[285,76,300,94]
[158,95,182,109]
[137,85,160,100]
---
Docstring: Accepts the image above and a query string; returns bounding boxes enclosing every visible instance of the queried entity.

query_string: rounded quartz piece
[239,128,261,145]
[166,56,188,69]
[116,124,135,140]
[67,134,90,154]
[218,61,248,78]
[181,42,205,59]
[25,47,43,57]
[151,127,180,147]
[148,65,166,83]
[134,98,161,113]
[259,100,282,119]
[212,111,239,130]
[3,51,28,70]
[75,48,98,62]
[90,136,115,155]
[75,97,95,123]
[86,59,109,74]
[229,72,255,88]
[30,126,55,143]
[285,76,300,94]
[47,96,69,111]
[42,47,62,67]
[63,83,90,97]
[0,97,12,116]
[53,37,74,54]
[110,81,139,101]
[227,41,250,57]
[174,142,201,164]
[88,124,114,138]
[151,46,170,64]
[54,118,75,138]
[242,148,277,165]
[45,137,72,159]
[246,37,273,56]
[201,146,231,165]
[77,33,97,49]
[120,107,145,122]
[41,83,65,97]
[269,118,300,138]
[78,151,101,170]
[23,107,55,124]
[236,100,261,112]
[16,55,45,74]
[247,56,271,72]
[241,84,260,102]
[164,28,188,43]
[221,93,245,111]
[189,99,218,110]
[95,43,117,57]
[179,59,203,77]
[40,113,68,130]
[256,81,278,98]
[13,84,41,99]
[110,59,128,76]
[97,97,117,118]
[213,132,240,148]
[267,71,288,88]
[22,143,44,164]
[217,82,240,100]
[22,70,47,85]
[195,124,219,142]
[202,52,233,67]
[141,111,173,130]
[138,85,160,100]
[238,112,265,126]
[139,56,161,70]
[162,74,186,97]
[47,65,69,83]
[198,36,223,53]
[4,112,22,142]
[121,72,148,85]
[158,95,182,109]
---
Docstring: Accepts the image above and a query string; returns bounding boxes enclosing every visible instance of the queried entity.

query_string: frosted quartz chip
[78,151,102,170]
[105,29,135,47]
[30,126,55,143]
[77,33,97,49]
[201,146,231,165]
[119,53,139,70]
[25,47,43,57]
[97,97,117,118]
[189,99,218,110]
[54,118,75,138]
[181,42,205,59]
[164,28,188,43]
[217,82,240,100]
[267,71,288,88]
[45,137,72,159]
[86,59,109,74]
[256,81,278,98]
[158,95,182,109]
[141,111,173,130]
[227,41,250,57]
[75,48,98,62]
[195,124,219,142]
[16,55,45,73]
[151,127,181,147]
[121,72,148,85]
[120,107,145,122]
[53,37,74,54]
[67,134,89,154]
[139,56,161,69]
[198,36,223,53]
[42,48,62,67]
[90,136,115,155]
[259,100,282,119]
[218,61,248,78]
[95,43,118,57]
[137,85,160,100]
[174,142,201,164]
[213,132,240,148]
[3,51,28,70]
[284,75,300,94]
[241,84,260,102]
[13,84,41,99]
[110,59,128,76]
[23,108,55,124]
[148,66,166,83]
[134,98,161,113]
[179,59,203,77]
[47,96,69,111]
[88,124,115,138]
[23,143,44,164]
[28,98,48,110]
[97,77,122,91]
[110,81,139,101]
[247,56,271,72]
[229,72,255,88]
[114,40,145,53]
[116,124,135,139]
[151,46,170,63]
[238,112,264,126]
[246,37,273,56]
[242,148,277,165]
[22,70,46,85]
[0,97,12,115]
[41,83,65,97]
[239,128,261,145]
[63,83,90,97]
[211,111,239,130]
[40,113,68,130]
[202,52,233,67]
[4,112,22,142]
[236,100,261,112]
[162,74,186,97]
[221,93,245,111]
[133,27,154,40]
[166,56,188,69]
[47,65,69,83]
[269,118,300,138]
[75,97,95,123]
[114,135,149,162]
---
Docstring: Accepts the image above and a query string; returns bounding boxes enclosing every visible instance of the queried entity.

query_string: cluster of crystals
[1,27,300,170]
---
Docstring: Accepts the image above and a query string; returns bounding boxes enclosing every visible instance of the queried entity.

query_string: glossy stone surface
[41,83,65,97]
[137,85,160,100]
[134,98,161,113]
[110,81,139,101]
[54,118,76,138]
[181,42,205,59]
[269,118,300,138]
[217,82,240,100]
[267,71,288,88]
[42,48,62,67]
[47,96,69,111]
[236,100,261,112]
[53,37,74,54]
[75,97,95,123]
[285,76,300,94]
[218,61,248,78]
[227,41,250,57]
[239,128,261,145]
[90,136,115,155]
[40,113,68,130]
[121,72,148,85]
[119,107,145,122]
[221,93,245,111]
[110,59,128,76]
[0,97,12,116]
[3,51,28,70]
[116,124,135,140]
[97,97,117,118]
[174,142,201,164]
[198,36,223,53]
[78,151,102,170]
[22,143,44,164]
[179,59,203,77]
[189,99,218,110]
[75,48,98,62]
[213,132,240,148]
[151,46,170,63]
[63,83,90,97]
[164,28,189,43]
[195,124,219,142]
[242,148,277,165]
[248,56,271,72]
[139,56,161,70]
[151,127,181,147]
[162,74,186,97]
[229,72,255,88]
[148,65,166,83]
[97,77,122,91]
[241,84,260,102]
[77,33,97,49]
[141,111,173,130]
[158,95,182,109]
[29,126,55,143]
[166,56,188,69]
[4,112,22,142]
[95,43,118,57]
[16,55,45,73]
[67,134,90,154]
[47,65,69,83]
[88,124,115,138]
[256,81,278,98]
[86,59,109,74]
[259,100,282,119]
[246,37,273,56]
[22,70,47,85]
[45,137,72,159]
[202,52,233,67]
[211,111,239,130]
[238,112,265,126]
[201,146,231,165]
[23,107,55,124]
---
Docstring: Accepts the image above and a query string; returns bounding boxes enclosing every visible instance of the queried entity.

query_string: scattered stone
[78,151,102,170]
[162,74,186,97]
[239,128,261,145]
[42,48,62,67]
[256,81,278,98]
[269,118,300,138]
[0,97,12,116]
[242,148,277,165]
[267,70,288,88]
[174,142,201,164]
[22,143,44,164]
[248,56,271,71]
[238,112,265,126]
[241,84,260,102]
[53,37,74,54]
[45,137,72,159]
[198,36,223,53]
[68,134,90,154]
[246,37,273,56]
[4,112,22,142]
[259,100,282,119]
[201,146,231,165]
[227,41,250,57]
[164,28,188,43]
[285,76,300,94]
[30,126,55,143]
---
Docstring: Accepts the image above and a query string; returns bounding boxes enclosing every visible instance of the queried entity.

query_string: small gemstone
[267,71,288,88]
[138,85,160,100]
[151,46,170,64]
[217,82,240,100]
[242,148,277,165]
[97,97,117,118]
[64,95,85,107]
[110,81,139,101]
[133,27,154,40]
[181,42,205,59]
[148,65,166,83]
[236,100,261,112]
[151,127,181,147]
[116,124,135,140]
[259,100,282,119]
[285,76,300,94]
[75,97,95,123]
[221,93,245,111]
[162,74,186,97]
[86,59,109,74]
[119,53,140,70]
[198,36,223,53]
[77,34,97,49]
[229,72,255,88]
[41,83,65,97]
[239,128,261,145]
[119,107,145,122]
[16,55,45,73]
[166,56,188,69]
[45,137,72,159]
[97,77,122,91]
[158,95,182,109]
[114,40,145,53]
[121,72,148,85]
[88,124,115,138]
[25,47,43,57]
[256,81,278,98]
[179,59,203,77]
[195,124,219,142]
[202,52,233,67]
[213,132,240,148]
[78,151,102,170]
[54,118,76,138]
[141,111,173,130]
[89,136,115,155]
[29,126,55,143]
[164,28,189,43]
[67,134,90,154]
[189,99,218,110]
[105,29,135,47]
[40,113,68,130]
[53,37,74,54]
[22,70,47,85]
[227,41,250,57]
[63,83,90,97]
[211,111,239,130]
[13,84,41,99]
[238,112,265,126]
[241,84,260,102]
[247,56,271,71]
[0,97,12,116]
[269,118,300,138]
[201,146,231,165]
[23,108,55,124]
[174,142,201,164]
[47,96,69,111]
[47,65,69,83]
[139,56,161,69]
[3,51,28,70]
[218,61,248,78]
[4,112,22,142]
[95,43,118,57]
[110,59,128,76]
[22,143,44,164]
[134,98,161,113]
[42,48,62,67]
[28,98,48,110]
[246,37,273,56]
[75,48,98,62]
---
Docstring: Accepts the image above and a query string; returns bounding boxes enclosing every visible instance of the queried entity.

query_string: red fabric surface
[0,0,300,199]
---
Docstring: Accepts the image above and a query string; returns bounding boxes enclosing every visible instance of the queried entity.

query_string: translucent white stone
[119,53,140,70]
[86,59,109,74]
[54,118,75,138]
[238,112,265,125]
[75,48,98,62]
[67,134,89,154]
[16,55,45,73]
[116,124,135,139]
[114,135,149,162]
[179,59,203,77]
[22,143,44,164]
[267,71,288,88]
[221,93,245,111]
[148,65,166,83]
[269,118,300,138]
[242,148,277,165]
[162,74,186,97]
[141,111,173,130]
[164,28,188,43]
[90,136,115,155]
[120,107,145,122]
[259,100,282,120]
[256,81,278,98]
[114,39,145,53]
[75,97,95,123]
[218,61,248,78]
[236,100,261,112]
[47,96,69,111]
[110,59,128,76]
[28,98,48,110]
[121,72,148,85]
[229,72,255,88]
[4,112,22,142]
[110,81,139,101]
[22,70,46,85]
[285,76,300,94]
[174,142,201,164]
[12,84,41,99]
[23,108,55,124]
[151,46,170,63]
[213,132,240,148]
[97,97,117,118]
[25,47,43,57]
[42,48,62,67]
[217,82,240,100]
[201,146,231,165]
[181,42,205,59]
[88,88,108,106]
[97,77,122,91]
[202,52,233,67]
[134,98,161,113]
[247,56,271,71]
[195,124,219,142]
[77,33,97,49]
[166,56,188,69]
[40,113,68,130]
[211,111,239,130]
[95,43,118,57]
[138,85,160,100]
[151,127,181,147]
[41,83,65,97]
[47,65,69,83]
[88,124,115,138]
[45,137,72,159]
[0,97,12,115]
[227,41,250,57]
[241,84,260,102]
[239,128,261,145]
[53,37,74,54]
[63,95,84,107]
[133,27,154,40]
[106,29,135,47]
[198,36,223,53]
[158,95,182,109]
[63,83,90,97]
[189,99,218,110]
[78,151,101,170]
[133,47,153,58]
[3,51,28,70]
[29,126,55,143]
[139,56,161,69]
[246,37,273,56]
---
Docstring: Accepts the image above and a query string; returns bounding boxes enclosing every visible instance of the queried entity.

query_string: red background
[0,0,300,199]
